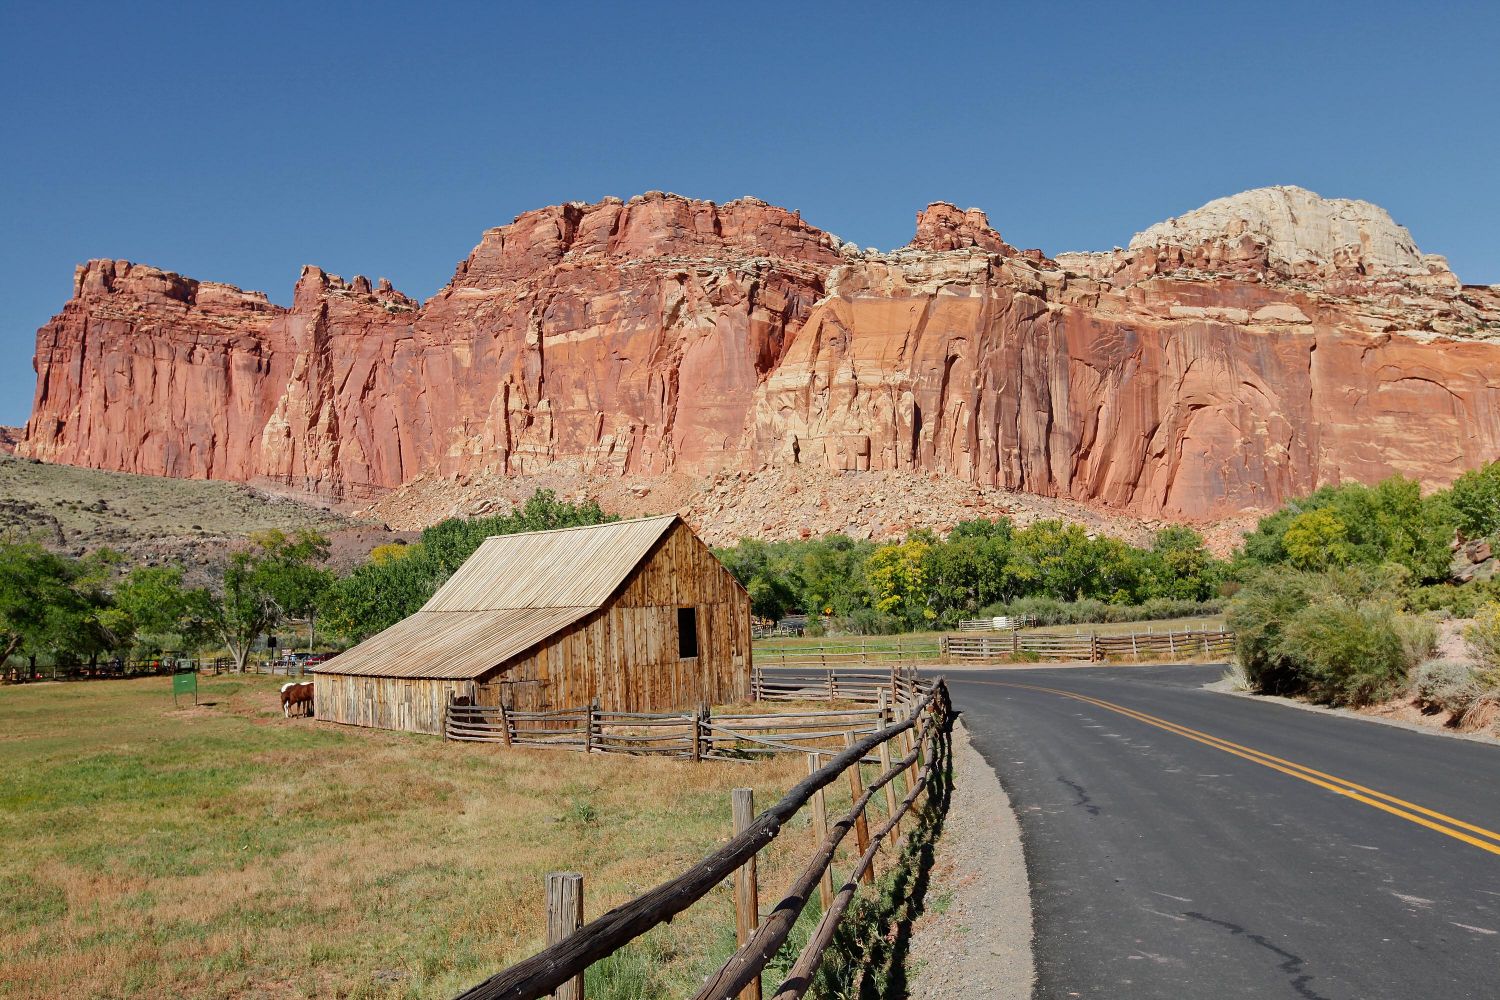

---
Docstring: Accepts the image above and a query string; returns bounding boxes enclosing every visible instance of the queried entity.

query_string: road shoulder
[1205,678,1500,748]
[908,719,1034,999]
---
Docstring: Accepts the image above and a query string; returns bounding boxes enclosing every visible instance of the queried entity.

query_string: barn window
[677,607,699,659]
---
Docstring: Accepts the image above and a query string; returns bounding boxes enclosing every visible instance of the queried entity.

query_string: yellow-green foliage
[865,539,935,626]
[1282,508,1352,570]
[369,542,416,565]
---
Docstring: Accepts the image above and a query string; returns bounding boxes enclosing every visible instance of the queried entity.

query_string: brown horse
[280,681,315,718]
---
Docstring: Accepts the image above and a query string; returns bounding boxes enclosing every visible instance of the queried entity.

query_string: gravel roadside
[907,720,1034,999]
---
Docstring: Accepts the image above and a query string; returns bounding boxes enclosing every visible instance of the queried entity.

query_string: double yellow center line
[972,679,1500,858]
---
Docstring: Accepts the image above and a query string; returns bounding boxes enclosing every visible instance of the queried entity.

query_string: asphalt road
[943,664,1500,1000]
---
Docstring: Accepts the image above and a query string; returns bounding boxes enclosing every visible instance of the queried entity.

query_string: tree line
[4,461,1498,680]
[714,519,1225,632]
[0,491,617,675]
[0,530,333,675]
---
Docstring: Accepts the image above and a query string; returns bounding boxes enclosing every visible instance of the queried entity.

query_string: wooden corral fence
[942,626,1234,663]
[3,657,202,684]
[954,614,1038,632]
[752,638,941,669]
[751,665,923,703]
[450,678,952,1000]
[446,668,929,760]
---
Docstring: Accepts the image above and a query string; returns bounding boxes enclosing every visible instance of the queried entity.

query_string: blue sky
[2,1,1497,427]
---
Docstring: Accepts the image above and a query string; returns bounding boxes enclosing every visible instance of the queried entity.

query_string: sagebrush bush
[976,595,1222,627]
[1412,659,1483,716]
[835,607,903,635]
[1466,602,1500,681]
[1392,613,1438,667]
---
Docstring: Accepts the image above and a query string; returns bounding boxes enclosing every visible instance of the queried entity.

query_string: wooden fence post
[584,700,597,754]
[546,872,585,1000]
[731,789,762,1000]
[828,666,837,702]
[807,753,835,911]
[1090,633,1100,662]
[1168,631,1177,659]
[878,729,901,840]
[498,702,513,747]
[843,731,874,885]
[1131,632,1139,660]
[691,709,703,762]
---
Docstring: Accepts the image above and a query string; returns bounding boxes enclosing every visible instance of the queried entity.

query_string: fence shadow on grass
[805,710,955,999]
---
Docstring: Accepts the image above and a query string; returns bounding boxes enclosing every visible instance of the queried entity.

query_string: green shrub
[1408,581,1500,617]
[1227,569,1324,696]
[1412,659,1483,716]
[1228,565,1430,706]
[1466,602,1500,680]
[1281,598,1414,706]
[834,607,903,635]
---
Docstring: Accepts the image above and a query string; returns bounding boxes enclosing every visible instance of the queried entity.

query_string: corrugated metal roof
[314,515,679,679]
[423,514,678,612]
[312,607,594,679]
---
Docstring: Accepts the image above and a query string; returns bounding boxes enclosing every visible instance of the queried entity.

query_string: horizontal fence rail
[451,679,951,1000]
[954,614,1037,632]
[751,640,941,669]
[445,669,932,760]
[942,627,1234,663]
[752,665,924,704]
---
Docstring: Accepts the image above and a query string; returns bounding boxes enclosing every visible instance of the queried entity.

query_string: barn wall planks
[478,522,750,713]
[316,520,751,733]
[313,674,473,735]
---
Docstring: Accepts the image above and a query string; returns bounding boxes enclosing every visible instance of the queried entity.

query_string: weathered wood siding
[317,520,751,732]
[478,521,751,713]
[314,673,472,735]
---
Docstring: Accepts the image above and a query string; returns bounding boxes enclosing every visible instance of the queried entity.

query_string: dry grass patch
[0,676,893,998]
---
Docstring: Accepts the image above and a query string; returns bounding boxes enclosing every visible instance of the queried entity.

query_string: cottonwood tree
[205,530,332,671]
[0,543,78,674]
[107,565,212,658]
[0,543,116,677]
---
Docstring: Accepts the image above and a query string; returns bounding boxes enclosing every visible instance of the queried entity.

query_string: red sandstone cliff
[21,187,1500,521]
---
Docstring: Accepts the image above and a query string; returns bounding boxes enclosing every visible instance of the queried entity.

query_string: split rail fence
[451,677,951,1000]
[942,626,1234,663]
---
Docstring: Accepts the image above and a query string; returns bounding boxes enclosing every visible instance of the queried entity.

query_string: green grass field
[0,675,831,999]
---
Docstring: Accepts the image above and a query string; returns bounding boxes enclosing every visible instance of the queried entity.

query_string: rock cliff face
[21,187,1500,522]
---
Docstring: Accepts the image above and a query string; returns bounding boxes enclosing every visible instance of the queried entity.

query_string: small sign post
[172,669,198,707]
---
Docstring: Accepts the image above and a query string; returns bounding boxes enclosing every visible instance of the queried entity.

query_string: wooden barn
[311,514,752,734]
